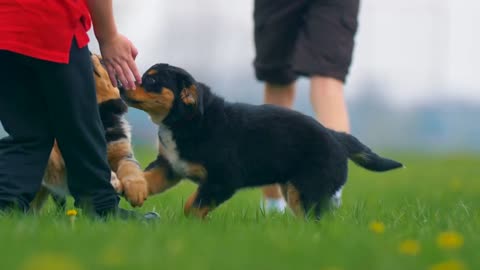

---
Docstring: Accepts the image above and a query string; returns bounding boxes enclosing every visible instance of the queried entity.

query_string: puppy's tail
[332,131,404,172]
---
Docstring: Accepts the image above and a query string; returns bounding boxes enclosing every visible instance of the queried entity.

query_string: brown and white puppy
[30,54,148,211]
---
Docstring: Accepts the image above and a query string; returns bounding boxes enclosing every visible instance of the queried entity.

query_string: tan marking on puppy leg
[30,186,51,213]
[190,207,210,218]
[184,191,211,218]
[40,142,68,203]
[184,191,198,214]
[107,139,133,172]
[279,184,288,202]
[116,159,147,207]
[144,167,180,196]
[185,162,207,183]
[106,139,147,206]
[110,171,123,193]
[43,142,66,186]
[287,184,304,217]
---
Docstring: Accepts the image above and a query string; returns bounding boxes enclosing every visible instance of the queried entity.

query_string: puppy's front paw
[122,175,148,207]
[110,171,123,194]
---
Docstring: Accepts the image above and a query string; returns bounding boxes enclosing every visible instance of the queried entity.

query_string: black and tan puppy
[120,64,404,219]
[30,54,148,211]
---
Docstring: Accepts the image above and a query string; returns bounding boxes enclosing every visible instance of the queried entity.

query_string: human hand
[98,33,141,90]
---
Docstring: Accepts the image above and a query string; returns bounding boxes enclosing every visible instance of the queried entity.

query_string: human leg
[33,41,119,214]
[254,0,309,212]
[295,0,360,206]
[0,51,54,212]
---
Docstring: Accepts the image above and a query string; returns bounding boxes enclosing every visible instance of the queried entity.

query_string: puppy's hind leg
[51,194,67,212]
[184,183,235,219]
[284,183,305,217]
[291,163,347,219]
[279,184,288,203]
[30,186,51,214]
[31,186,67,213]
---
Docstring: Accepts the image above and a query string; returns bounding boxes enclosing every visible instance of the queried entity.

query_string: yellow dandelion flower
[323,267,343,270]
[430,259,466,270]
[369,221,385,234]
[449,178,463,191]
[66,209,78,217]
[437,231,464,250]
[21,253,83,270]
[100,246,125,267]
[398,239,421,256]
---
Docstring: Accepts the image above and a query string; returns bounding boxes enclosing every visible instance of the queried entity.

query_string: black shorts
[253,0,360,85]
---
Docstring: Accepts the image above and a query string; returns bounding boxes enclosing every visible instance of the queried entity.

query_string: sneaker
[93,207,160,222]
[330,187,343,209]
[261,198,287,214]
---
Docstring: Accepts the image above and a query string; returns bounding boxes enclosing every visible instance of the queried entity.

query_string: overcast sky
[88,0,480,108]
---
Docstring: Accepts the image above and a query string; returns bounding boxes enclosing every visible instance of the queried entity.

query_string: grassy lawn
[0,149,478,270]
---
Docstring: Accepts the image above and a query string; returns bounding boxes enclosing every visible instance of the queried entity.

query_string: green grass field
[1,149,479,270]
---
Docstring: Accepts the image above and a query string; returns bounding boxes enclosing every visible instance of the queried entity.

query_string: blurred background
[2,0,479,152]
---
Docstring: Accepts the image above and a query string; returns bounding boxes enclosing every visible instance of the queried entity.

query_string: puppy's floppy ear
[174,68,204,116]
[179,83,204,116]
[180,85,198,106]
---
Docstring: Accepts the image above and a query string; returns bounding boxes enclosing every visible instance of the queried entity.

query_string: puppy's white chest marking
[158,123,190,176]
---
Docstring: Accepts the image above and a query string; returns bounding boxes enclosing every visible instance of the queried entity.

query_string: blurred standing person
[253,0,360,212]
[0,0,157,220]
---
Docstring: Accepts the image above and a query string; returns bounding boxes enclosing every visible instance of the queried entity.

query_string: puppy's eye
[144,77,156,85]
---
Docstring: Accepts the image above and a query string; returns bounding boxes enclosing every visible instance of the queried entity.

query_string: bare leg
[310,76,350,132]
[310,76,350,207]
[263,83,295,108]
[260,83,295,212]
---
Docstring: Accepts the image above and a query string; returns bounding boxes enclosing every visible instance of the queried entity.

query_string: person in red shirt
[0,0,158,220]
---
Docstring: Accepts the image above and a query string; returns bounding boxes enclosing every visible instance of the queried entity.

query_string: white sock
[331,187,343,208]
[261,198,287,213]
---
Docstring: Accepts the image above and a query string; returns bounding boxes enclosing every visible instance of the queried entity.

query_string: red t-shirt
[0,0,92,64]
